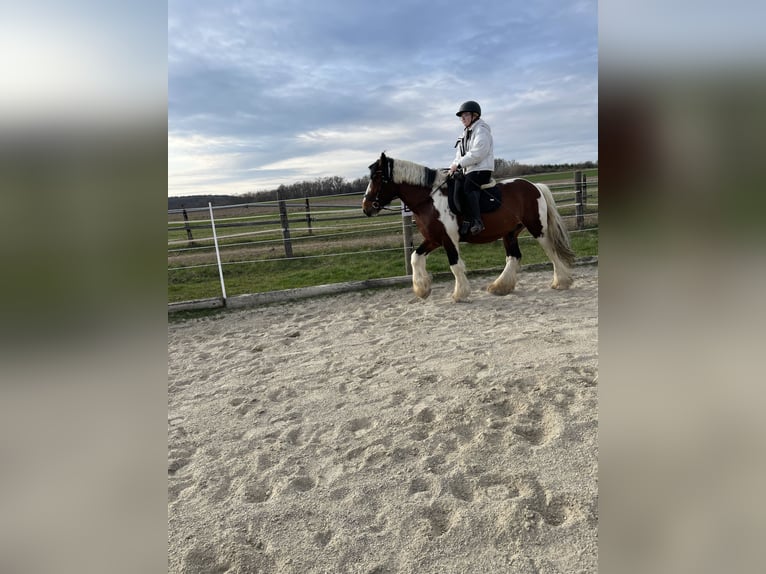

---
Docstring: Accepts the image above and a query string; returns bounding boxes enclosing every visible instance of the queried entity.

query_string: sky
[1,1,164,124]
[168,0,598,197]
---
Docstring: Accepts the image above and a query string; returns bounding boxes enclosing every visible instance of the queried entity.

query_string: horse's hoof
[487,283,514,296]
[413,288,431,299]
[452,287,471,301]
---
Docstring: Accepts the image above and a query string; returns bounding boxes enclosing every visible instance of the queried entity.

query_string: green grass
[168,229,598,302]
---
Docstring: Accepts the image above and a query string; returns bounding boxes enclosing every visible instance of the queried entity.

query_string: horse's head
[362,152,396,216]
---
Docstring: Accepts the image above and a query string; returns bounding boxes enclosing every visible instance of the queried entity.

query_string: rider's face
[459,112,474,128]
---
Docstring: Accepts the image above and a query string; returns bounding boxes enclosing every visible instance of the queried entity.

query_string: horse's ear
[380,151,387,162]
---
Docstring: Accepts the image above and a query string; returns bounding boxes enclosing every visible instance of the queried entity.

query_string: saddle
[445,175,501,216]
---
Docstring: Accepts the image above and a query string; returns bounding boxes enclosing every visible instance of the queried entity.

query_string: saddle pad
[480,186,501,212]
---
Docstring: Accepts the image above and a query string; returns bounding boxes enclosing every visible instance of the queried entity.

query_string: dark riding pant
[464,170,492,193]
[456,170,492,235]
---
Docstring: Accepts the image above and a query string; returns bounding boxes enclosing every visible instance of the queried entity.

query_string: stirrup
[469,220,485,235]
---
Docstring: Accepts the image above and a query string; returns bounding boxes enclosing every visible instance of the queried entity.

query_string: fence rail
[168,172,598,303]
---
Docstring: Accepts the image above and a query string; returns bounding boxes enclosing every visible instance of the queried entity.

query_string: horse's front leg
[443,241,471,302]
[411,242,436,299]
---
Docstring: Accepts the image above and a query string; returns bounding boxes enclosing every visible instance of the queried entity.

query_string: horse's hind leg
[536,233,573,289]
[488,229,522,296]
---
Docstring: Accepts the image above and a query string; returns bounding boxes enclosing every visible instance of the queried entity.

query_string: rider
[448,100,494,235]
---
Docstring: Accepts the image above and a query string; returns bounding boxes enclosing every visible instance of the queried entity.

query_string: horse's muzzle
[362,200,379,217]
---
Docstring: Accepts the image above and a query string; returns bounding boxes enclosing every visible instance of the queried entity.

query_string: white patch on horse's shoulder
[432,191,460,245]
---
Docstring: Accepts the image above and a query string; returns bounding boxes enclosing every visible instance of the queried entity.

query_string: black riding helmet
[456,100,481,117]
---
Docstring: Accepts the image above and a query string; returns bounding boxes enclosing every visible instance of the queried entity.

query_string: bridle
[366,157,396,211]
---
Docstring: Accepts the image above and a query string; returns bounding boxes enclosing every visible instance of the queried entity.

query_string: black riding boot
[466,190,484,235]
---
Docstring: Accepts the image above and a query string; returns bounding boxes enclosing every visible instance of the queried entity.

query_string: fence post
[305,198,313,235]
[277,193,293,258]
[208,202,227,303]
[182,208,194,245]
[575,171,584,230]
[402,202,413,275]
[582,173,588,206]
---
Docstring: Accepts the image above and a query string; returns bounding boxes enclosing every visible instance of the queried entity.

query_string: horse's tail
[536,183,576,268]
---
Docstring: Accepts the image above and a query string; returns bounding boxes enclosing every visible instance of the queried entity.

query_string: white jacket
[451,118,494,173]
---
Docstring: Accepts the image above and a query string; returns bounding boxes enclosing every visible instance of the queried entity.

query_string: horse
[362,152,575,302]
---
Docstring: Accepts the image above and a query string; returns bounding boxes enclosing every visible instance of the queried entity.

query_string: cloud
[168,0,597,196]
[255,149,377,179]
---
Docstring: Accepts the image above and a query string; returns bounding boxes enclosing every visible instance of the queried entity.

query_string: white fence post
[208,202,227,302]
[575,171,584,230]
[402,202,413,275]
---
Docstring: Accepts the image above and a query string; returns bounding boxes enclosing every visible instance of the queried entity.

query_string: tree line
[168,159,597,209]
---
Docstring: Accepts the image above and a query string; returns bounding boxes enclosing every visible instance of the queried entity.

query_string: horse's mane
[390,158,444,189]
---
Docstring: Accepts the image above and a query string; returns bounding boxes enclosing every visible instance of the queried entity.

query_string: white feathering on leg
[410,251,432,299]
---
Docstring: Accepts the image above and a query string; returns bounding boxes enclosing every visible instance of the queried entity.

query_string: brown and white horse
[362,152,575,301]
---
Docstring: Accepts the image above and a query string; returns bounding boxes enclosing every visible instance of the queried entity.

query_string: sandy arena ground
[168,264,598,573]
